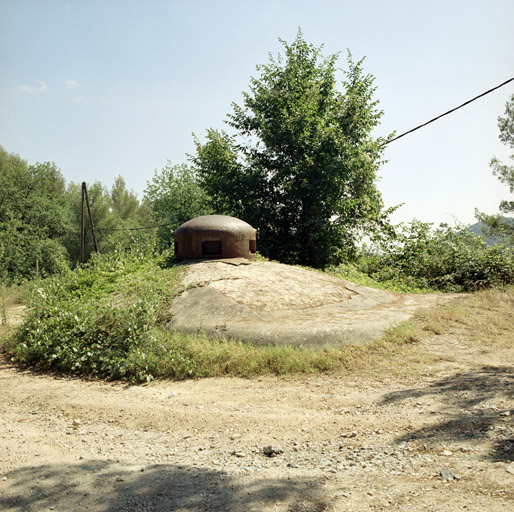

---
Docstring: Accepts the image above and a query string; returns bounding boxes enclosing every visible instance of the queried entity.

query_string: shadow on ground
[379,366,514,461]
[0,460,328,512]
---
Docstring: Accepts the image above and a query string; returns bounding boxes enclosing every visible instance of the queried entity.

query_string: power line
[96,227,117,248]
[384,75,514,146]
[96,222,173,232]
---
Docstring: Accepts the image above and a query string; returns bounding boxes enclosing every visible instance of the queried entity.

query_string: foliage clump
[0,147,71,281]
[330,221,514,292]
[5,247,198,382]
[144,163,212,251]
[476,93,514,243]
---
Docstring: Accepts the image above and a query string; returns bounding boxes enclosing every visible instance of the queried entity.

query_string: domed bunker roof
[173,215,257,261]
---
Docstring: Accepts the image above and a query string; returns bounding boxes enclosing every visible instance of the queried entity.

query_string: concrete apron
[168,260,464,348]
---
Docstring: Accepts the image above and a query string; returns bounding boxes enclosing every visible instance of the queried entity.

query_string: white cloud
[66,79,78,89]
[19,81,48,94]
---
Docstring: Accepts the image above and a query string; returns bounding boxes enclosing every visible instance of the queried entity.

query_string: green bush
[340,221,514,292]
[6,247,199,382]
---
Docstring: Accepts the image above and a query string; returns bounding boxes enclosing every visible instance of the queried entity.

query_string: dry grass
[361,286,514,381]
[417,287,514,348]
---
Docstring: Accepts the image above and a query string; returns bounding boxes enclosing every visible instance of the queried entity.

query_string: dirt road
[1,301,513,511]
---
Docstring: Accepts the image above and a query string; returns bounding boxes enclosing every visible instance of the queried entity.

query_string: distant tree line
[0,146,152,282]
[1,32,512,288]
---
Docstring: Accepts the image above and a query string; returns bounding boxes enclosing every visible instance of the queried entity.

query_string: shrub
[6,247,199,382]
[332,221,514,292]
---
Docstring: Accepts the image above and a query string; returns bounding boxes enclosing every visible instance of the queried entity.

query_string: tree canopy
[476,93,514,242]
[0,147,71,280]
[144,163,212,250]
[193,32,392,267]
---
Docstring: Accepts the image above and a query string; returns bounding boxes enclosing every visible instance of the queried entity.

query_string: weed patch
[2,248,198,382]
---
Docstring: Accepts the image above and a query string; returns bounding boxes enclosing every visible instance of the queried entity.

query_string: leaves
[478,93,514,242]
[0,147,72,281]
[8,248,197,382]
[353,222,514,292]
[144,163,212,251]
[193,31,393,268]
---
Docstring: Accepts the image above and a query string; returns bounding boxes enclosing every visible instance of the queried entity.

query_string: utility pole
[80,182,85,264]
[81,182,99,264]
[83,182,99,254]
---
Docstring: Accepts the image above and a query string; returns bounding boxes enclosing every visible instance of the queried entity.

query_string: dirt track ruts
[1,325,513,511]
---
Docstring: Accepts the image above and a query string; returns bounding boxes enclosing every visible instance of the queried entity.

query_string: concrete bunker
[172,215,257,262]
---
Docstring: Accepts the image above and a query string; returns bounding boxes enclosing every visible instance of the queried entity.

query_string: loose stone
[440,469,461,481]
[263,445,284,457]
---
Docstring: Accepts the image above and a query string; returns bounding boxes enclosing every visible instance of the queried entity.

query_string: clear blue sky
[1,0,513,226]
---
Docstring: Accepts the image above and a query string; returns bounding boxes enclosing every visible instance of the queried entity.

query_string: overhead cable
[384,75,514,146]
[96,222,173,232]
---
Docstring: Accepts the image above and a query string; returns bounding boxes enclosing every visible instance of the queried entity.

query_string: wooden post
[83,182,99,254]
[81,182,85,264]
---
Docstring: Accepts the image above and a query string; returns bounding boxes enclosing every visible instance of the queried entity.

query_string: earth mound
[170,260,462,347]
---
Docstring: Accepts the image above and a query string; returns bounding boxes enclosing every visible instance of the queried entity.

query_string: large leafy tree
[477,94,514,242]
[193,32,392,267]
[0,147,71,281]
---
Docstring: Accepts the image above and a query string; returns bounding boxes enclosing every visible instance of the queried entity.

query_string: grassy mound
[2,246,513,383]
[0,248,418,383]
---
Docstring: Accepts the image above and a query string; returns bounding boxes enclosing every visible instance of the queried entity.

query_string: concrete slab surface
[169,260,464,348]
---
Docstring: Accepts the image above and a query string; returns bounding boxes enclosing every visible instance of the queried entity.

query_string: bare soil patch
[1,289,513,512]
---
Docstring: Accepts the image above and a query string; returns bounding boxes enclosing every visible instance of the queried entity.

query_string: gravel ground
[1,277,513,512]
[1,333,513,512]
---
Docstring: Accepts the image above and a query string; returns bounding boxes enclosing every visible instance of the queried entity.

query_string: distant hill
[468,218,514,246]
